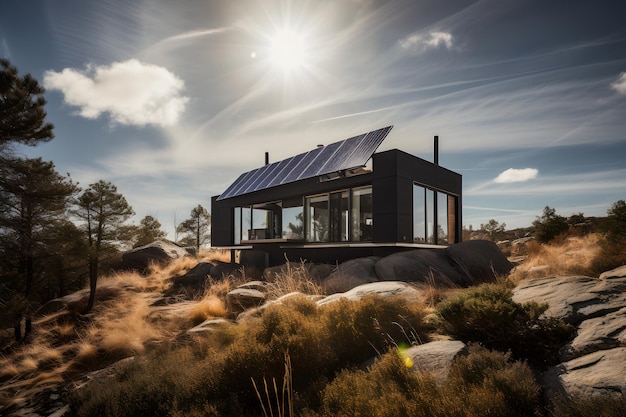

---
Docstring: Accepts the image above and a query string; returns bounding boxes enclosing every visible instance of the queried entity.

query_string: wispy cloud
[1,38,10,58]
[467,168,626,197]
[399,31,454,52]
[160,28,229,43]
[43,59,189,127]
[611,72,626,95]
[493,168,538,183]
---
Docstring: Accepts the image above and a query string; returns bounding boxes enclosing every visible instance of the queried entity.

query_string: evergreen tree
[0,157,77,295]
[176,204,211,251]
[479,219,506,241]
[134,215,167,248]
[0,59,54,151]
[73,180,134,312]
[533,206,568,243]
[603,200,626,243]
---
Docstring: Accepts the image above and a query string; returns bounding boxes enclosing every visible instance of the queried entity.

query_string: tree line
[0,59,210,341]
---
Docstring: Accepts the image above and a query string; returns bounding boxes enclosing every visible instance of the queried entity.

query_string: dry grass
[508,234,600,284]
[264,261,324,299]
[188,295,227,325]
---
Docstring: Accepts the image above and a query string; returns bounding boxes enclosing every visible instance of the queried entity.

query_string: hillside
[1,235,625,416]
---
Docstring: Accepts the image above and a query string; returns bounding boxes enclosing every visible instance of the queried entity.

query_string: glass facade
[413,184,457,245]
[234,186,373,243]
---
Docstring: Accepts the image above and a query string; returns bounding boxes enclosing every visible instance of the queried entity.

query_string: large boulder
[512,275,626,325]
[561,307,626,361]
[543,347,626,398]
[404,340,467,382]
[122,240,190,271]
[374,249,460,285]
[317,281,427,306]
[444,240,513,285]
[323,256,380,294]
[226,282,267,313]
[169,262,212,289]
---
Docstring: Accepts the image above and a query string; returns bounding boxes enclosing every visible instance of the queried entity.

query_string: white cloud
[43,59,189,127]
[493,168,538,183]
[611,72,626,95]
[399,31,453,51]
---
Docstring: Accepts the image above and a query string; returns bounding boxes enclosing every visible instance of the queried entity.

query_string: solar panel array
[216,126,393,201]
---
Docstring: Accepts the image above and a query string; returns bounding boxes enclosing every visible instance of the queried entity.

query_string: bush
[69,294,430,417]
[437,283,574,367]
[313,345,541,417]
[549,394,626,417]
[533,206,569,243]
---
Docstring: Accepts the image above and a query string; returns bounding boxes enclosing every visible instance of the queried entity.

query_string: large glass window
[306,194,329,242]
[351,187,373,241]
[437,192,448,244]
[282,198,303,240]
[329,191,349,242]
[414,184,456,245]
[413,186,426,243]
[426,188,435,244]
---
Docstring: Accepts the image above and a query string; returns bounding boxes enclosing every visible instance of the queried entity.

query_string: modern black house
[211,126,462,267]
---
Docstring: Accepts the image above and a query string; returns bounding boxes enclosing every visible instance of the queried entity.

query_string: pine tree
[176,204,211,252]
[73,180,134,312]
[134,215,167,247]
[0,59,54,151]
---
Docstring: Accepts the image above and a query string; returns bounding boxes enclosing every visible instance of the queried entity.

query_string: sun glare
[269,29,308,72]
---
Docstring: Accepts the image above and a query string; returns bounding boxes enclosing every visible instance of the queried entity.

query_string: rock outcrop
[323,240,513,292]
[122,240,191,271]
[512,268,626,399]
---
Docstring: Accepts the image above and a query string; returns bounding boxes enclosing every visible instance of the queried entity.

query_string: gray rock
[512,275,626,325]
[374,249,460,285]
[543,347,626,398]
[237,280,268,292]
[317,281,427,306]
[404,340,467,382]
[226,288,266,313]
[209,261,246,279]
[562,307,626,361]
[444,239,513,285]
[323,256,380,294]
[600,265,626,280]
[170,262,212,288]
[122,240,189,271]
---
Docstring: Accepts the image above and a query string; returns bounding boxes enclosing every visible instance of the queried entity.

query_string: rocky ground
[1,240,624,416]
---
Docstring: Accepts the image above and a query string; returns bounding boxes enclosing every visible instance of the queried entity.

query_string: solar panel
[216,126,392,201]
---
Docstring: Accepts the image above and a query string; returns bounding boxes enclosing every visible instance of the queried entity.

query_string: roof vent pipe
[434,135,439,166]
[265,152,269,166]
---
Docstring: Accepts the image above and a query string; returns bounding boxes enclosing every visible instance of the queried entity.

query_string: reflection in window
[306,194,329,242]
[414,184,455,245]
[282,198,303,240]
[330,191,349,242]
[351,187,373,241]
[426,188,435,244]
[437,192,448,244]
[242,206,251,241]
[413,186,426,243]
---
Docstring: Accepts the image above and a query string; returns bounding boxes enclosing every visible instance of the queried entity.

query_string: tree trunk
[84,256,98,313]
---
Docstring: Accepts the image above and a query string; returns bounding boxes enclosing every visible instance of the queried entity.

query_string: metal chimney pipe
[434,135,439,166]
[265,152,269,166]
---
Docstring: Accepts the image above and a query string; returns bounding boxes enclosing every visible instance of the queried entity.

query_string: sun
[268,29,308,72]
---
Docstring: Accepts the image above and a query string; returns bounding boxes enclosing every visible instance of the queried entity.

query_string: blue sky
[2,0,625,237]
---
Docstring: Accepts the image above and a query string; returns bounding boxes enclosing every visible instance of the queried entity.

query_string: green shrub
[437,283,574,367]
[313,345,541,417]
[322,295,429,367]
[69,294,430,417]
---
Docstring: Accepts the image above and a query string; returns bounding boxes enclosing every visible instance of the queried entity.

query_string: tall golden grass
[508,234,600,284]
